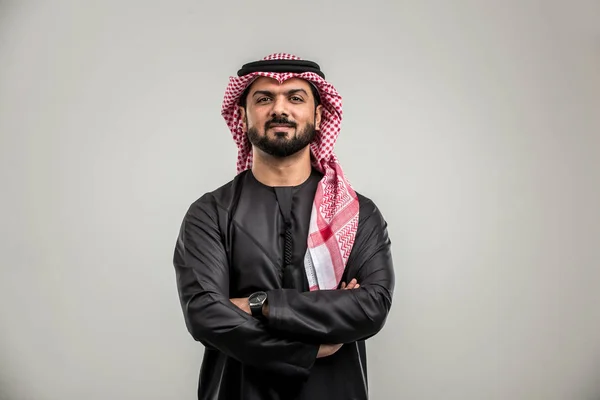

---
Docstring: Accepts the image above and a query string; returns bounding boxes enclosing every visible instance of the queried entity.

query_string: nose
[271,96,288,118]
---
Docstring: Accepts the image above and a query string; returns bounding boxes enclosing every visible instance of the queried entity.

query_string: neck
[251,146,312,187]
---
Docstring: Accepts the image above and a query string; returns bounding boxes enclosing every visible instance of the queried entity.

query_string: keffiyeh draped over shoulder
[220,53,359,291]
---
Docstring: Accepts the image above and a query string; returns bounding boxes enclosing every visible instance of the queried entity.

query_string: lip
[269,124,294,128]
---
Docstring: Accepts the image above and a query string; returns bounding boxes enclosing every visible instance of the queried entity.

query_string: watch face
[250,292,267,305]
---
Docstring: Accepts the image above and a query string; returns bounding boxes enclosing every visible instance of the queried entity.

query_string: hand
[340,278,360,290]
[317,343,343,358]
[230,298,251,315]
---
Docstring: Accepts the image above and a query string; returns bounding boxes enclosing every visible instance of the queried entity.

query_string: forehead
[248,76,313,94]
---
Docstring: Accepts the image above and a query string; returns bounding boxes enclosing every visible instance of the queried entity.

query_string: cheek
[297,109,316,124]
[246,109,269,127]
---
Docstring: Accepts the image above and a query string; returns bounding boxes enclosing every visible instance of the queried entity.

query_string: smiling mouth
[269,124,294,129]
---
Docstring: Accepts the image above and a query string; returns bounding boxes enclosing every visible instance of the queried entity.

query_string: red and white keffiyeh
[221,53,359,291]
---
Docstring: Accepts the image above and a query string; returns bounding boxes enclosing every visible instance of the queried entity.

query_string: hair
[238,80,321,109]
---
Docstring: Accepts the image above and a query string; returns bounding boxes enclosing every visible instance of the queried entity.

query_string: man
[173,53,395,400]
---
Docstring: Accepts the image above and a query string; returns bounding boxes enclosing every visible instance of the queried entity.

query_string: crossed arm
[230,279,362,358]
[173,195,394,378]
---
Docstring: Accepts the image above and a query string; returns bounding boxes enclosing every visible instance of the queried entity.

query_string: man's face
[239,77,322,158]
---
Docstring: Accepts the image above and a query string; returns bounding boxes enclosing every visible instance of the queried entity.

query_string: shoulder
[355,191,387,226]
[352,190,391,248]
[346,190,392,265]
[186,171,250,219]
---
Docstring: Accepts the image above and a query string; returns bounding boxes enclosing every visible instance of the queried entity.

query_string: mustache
[265,116,297,130]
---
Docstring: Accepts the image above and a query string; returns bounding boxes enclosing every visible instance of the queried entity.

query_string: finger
[355,284,360,289]
[340,282,346,289]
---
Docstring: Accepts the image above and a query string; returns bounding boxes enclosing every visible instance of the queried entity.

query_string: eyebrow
[252,89,309,98]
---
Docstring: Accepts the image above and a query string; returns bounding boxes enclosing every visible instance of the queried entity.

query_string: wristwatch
[248,291,268,318]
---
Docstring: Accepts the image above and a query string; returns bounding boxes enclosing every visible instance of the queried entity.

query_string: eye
[256,97,271,103]
[290,96,304,102]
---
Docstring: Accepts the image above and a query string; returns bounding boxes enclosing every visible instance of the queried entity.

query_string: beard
[247,117,317,158]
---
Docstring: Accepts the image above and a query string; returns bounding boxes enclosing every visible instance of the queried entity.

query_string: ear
[239,106,247,132]
[315,104,323,130]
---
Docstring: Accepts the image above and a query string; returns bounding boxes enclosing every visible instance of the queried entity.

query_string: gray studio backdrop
[1,1,599,399]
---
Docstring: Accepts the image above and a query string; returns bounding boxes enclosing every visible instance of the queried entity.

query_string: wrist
[248,291,268,319]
